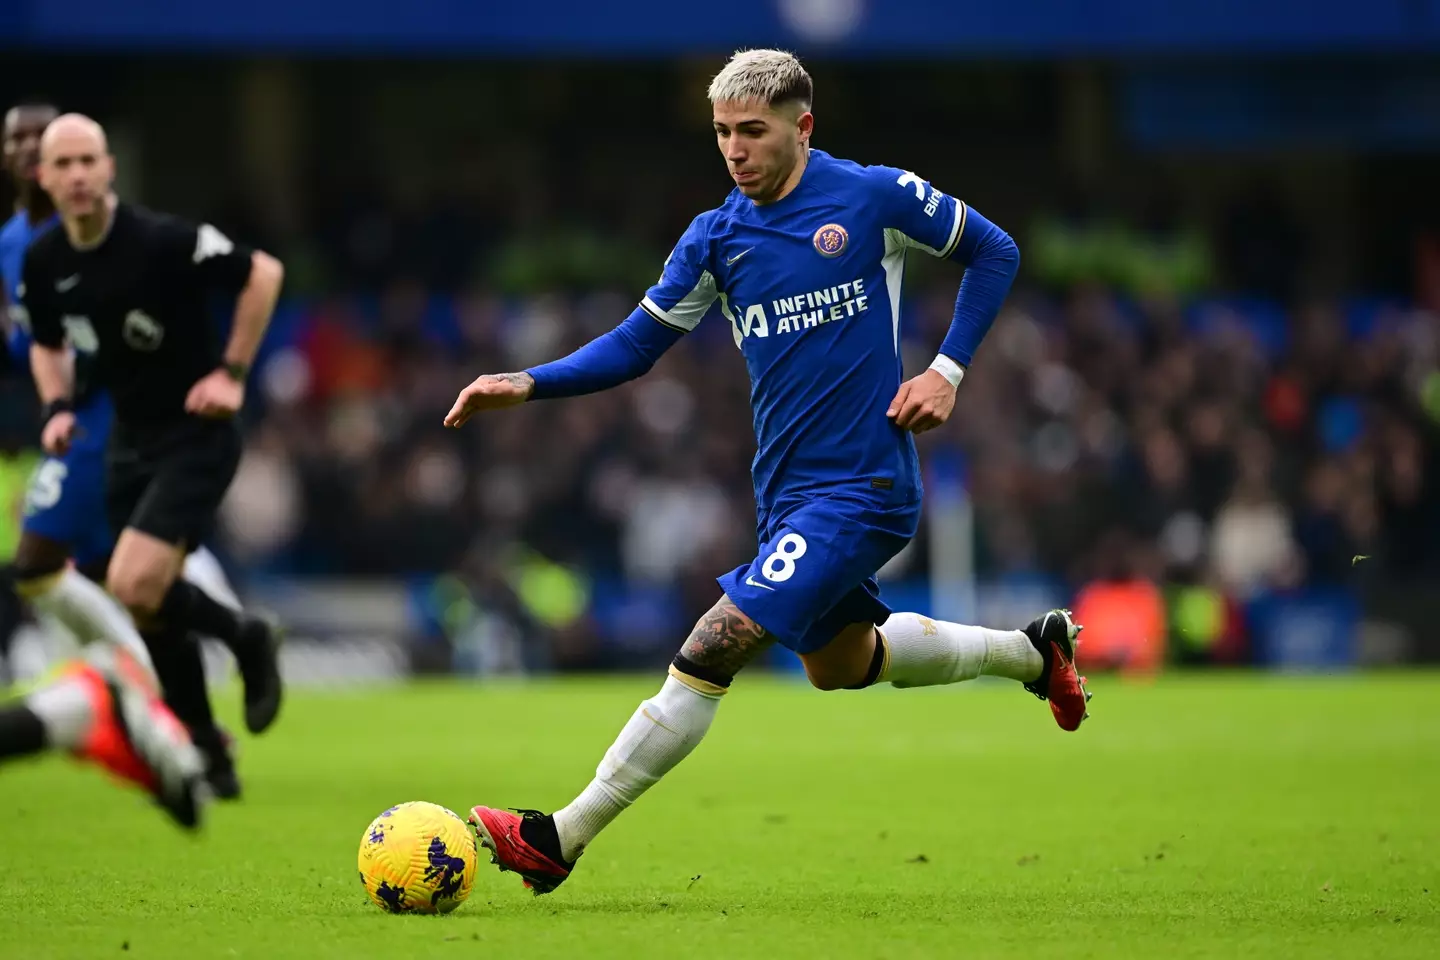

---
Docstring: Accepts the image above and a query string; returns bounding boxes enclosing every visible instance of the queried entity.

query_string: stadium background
[4,0,1440,685]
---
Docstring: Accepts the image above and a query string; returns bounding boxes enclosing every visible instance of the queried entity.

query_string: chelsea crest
[812,223,848,258]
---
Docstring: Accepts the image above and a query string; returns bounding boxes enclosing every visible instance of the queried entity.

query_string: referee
[21,114,285,779]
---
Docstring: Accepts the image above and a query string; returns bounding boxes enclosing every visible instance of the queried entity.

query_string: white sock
[183,547,241,611]
[26,676,95,751]
[879,611,1042,687]
[23,569,154,678]
[553,670,724,862]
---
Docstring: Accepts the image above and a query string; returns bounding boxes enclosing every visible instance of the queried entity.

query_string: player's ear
[796,110,814,143]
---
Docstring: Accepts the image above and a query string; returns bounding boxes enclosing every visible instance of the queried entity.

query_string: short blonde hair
[707,49,813,111]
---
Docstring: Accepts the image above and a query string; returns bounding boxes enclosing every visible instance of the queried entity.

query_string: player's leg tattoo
[674,595,774,687]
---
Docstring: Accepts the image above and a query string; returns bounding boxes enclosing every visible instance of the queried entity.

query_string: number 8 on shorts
[761,533,807,582]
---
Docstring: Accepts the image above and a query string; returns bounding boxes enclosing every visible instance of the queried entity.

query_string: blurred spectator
[1210,476,1300,601]
[220,423,303,568]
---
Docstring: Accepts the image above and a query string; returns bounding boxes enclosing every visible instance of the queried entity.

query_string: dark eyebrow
[713,118,768,131]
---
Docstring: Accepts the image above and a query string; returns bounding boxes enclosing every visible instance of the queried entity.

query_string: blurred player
[21,114,285,799]
[0,635,206,829]
[447,50,1093,892]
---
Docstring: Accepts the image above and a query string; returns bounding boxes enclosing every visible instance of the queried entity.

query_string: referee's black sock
[159,579,247,654]
[141,625,222,749]
[0,704,48,762]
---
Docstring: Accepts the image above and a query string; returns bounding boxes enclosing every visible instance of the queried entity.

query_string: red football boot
[468,806,574,895]
[1022,609,1093,732]
[66,647,207,829]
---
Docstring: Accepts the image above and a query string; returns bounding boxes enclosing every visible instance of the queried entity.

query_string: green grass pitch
[2,672,1437,958]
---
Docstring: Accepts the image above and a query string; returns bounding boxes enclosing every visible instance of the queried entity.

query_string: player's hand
[41,410,76,456]
[186,368,245,419]
[444,372,535,428]
[886,369,957,435]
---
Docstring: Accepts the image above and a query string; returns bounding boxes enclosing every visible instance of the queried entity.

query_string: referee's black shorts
[106,416,242,551]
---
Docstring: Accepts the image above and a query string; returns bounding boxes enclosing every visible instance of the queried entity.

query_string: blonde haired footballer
[445,49,1092,893]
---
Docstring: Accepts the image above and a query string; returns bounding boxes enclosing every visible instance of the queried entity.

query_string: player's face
[2,106,57,187]
[713,100,812,203]
[39,127,114,218]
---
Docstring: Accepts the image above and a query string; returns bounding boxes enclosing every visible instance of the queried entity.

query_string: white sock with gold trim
[552,670,723,862]
[879,611,1041,687]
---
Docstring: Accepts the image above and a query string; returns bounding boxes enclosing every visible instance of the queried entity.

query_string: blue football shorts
[718,490,921,654]
[22,393,116,567]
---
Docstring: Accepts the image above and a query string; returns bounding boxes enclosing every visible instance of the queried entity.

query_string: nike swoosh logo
[726,248,754,266]
[745,576,775,592]
[56,275,80,292]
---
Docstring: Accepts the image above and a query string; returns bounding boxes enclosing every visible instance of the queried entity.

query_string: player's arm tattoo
[679,597,774,677]
[496,372,534,390]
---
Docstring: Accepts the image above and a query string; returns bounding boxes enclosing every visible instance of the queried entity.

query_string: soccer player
[0,632,207,829]
[446,50,1093,893]
[21,113,285,797]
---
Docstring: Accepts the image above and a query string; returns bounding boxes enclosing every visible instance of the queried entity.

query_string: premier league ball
[357,801,478,914]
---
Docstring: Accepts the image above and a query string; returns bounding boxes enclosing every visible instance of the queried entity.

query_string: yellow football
[357,801,478,914]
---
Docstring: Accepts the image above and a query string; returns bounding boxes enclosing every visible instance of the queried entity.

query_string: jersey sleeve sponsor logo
[6,302,29,333]
[812,223,848,258]
[122,309,165,351]
[924,186,943,218]
[193,223,234,263]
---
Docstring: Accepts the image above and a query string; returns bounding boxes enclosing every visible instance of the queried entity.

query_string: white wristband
[928,354,965,388]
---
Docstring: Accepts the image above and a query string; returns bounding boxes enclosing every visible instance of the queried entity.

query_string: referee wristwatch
[222,360,250,383]
[42,398,74,423]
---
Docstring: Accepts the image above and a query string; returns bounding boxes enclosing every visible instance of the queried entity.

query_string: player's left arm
[874,168,1020,433]
[157,217,286,418]
[445,213,715,428]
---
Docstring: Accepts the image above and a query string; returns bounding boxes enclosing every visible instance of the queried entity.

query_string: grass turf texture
[1,673,1436,959]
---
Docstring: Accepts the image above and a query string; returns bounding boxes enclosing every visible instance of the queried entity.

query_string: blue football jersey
[640,149,965,510]
[1,211,50,362]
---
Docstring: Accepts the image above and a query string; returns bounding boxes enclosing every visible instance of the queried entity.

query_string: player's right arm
[868,165,1020,433]
[20,250,78,455]
[446,215,717,428]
